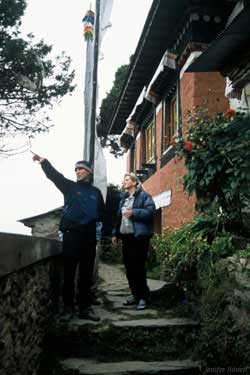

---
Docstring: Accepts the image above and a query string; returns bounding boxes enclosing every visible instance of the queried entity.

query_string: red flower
[184,141,193,151]
[224,108,236,119]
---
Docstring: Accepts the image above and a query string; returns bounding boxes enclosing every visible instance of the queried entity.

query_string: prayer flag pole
[82,1,100,173]
[89,0,100,170]
[82,0,113,200]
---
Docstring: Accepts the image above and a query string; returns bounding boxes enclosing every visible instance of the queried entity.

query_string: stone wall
[19,208,62,240]
[0,232,62,375]
[216,254,250,324]
[197,254,250,366]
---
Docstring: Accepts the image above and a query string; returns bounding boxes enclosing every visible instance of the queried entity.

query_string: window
[162,93,178,151]
[132,145,136,172]
[130,146,136,173]
[145,120,155,162]
[170,96,178,139]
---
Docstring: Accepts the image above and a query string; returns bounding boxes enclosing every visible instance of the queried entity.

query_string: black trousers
[62,230,96,310]
[121,235,150,301]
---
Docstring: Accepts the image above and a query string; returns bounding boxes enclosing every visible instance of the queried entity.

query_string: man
[32,153,105,322]
[112,173,156,310]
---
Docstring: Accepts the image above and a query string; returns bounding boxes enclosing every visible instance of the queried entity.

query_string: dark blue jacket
[41,160,105,233]
[112,188,156,239]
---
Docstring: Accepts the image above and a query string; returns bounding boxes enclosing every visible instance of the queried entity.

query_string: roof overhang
[187,5,250,73]
[105,0,235,135]
[107,0,187,135]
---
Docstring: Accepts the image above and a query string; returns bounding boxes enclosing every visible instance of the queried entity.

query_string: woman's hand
[122,209,132,218]
[112,236,118,246]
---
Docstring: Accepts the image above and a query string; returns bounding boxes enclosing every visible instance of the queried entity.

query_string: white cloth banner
[94,137,107,199]
[93,0,113,202]
[99,0,113,45]
[83,39,94,162]
[83,0,113,202]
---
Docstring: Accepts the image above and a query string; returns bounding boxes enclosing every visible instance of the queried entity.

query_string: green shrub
[151,219,235,287]
[100,237,122,264]
[174,108,250,237]
[151,223,250,365]
[238,243,250,258]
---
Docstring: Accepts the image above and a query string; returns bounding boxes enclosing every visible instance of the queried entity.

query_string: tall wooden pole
[89,0,100,173]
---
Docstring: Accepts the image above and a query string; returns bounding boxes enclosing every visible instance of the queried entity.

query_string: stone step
[39,264,200,374]
[148,279,181,300]
[112,317,198,328]
[46,316,199,362]
[59,358,200,375]
[99,263,181,302]
[104,283,181,311]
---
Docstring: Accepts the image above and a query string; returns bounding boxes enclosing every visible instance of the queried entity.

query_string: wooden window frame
[130,145,136,173]
[145,120,155,163]
[170,95,178,140]
[162,93,178,152]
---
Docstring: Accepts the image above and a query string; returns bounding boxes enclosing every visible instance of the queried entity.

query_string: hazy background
[0,0,153,234]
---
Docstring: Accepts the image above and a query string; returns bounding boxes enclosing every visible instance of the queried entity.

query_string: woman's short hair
[124,172,141,187]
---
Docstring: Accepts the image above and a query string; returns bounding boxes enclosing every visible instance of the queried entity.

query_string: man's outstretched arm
[31,151,72,195]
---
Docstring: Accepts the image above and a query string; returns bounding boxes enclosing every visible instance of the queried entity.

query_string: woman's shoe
[136,299,147,310]
[123,295,138,306]
[91,295,102,305]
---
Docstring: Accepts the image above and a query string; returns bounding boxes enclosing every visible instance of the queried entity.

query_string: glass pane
[146,121,155,162]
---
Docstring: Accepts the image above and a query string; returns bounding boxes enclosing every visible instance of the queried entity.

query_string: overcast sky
[0,0,153,235]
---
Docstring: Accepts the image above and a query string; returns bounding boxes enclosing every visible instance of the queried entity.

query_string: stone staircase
[39,263,200,375]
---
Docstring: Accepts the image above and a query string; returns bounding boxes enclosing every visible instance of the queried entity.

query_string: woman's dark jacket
[41,159,105,233]
[112,188,156,239]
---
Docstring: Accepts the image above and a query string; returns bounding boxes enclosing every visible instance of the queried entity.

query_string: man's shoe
[60,306,73,322]
[79,306,100,322]
[91,296,102,305]
[123,295,138,306]
[136,299,147,310]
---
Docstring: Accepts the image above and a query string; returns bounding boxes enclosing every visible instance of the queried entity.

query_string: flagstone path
[40,262,200,375]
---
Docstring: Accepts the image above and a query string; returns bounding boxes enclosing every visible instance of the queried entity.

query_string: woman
[112,173,156,310]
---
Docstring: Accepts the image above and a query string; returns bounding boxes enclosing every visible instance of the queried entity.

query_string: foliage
[100,238,122,264]
[151,219,235,284]
[101,183,122,263]
[98,62,130,157]
[151,220,250,365]
[0,0,75,155]
[174,108,250,237]
[150,138,250,367]
[98,63,129,134]
[102,183,121,237]
[238,243,250,258]
[147,242,161,279]
[100,135,124,158]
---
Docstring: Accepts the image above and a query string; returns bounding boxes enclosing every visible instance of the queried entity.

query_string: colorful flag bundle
[82,10,95,41]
